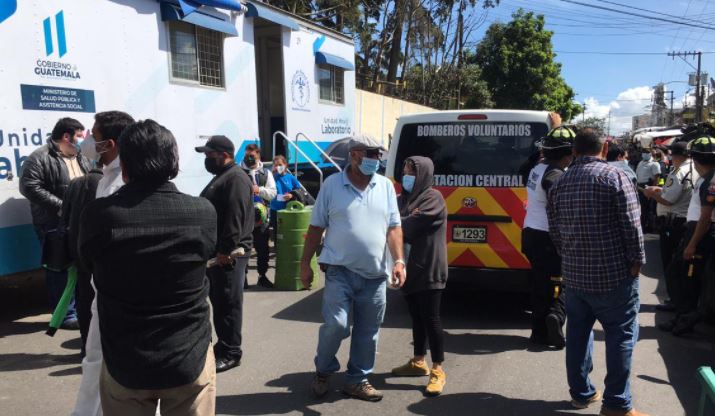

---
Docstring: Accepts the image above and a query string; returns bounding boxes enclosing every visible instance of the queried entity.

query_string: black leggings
[405,290,444,364]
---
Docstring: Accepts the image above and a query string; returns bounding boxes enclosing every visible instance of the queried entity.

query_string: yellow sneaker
[391,359,430,377]
[425,368,446,396]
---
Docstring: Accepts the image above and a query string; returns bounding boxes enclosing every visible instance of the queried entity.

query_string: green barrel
[275,201,319,290]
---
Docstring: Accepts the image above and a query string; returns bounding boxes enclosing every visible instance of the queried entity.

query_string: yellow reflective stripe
[472,188,528,261]
[447,243,507,268]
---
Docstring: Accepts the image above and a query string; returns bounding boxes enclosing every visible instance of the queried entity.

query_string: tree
[574,116,607,137]
[475,9,582,120]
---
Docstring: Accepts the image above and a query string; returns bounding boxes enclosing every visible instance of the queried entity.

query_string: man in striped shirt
[547,128,647,416]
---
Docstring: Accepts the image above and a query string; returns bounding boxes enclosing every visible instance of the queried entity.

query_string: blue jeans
[565,278,640,411]
[34,224,77,322]
[314,266,387,385]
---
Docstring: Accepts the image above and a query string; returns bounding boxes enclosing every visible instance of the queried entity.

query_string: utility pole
[667,90,674,125]
[582,102,587,122]
[668,51,703,122]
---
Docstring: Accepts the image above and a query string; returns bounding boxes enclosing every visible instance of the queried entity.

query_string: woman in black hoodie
[391,156,448,396]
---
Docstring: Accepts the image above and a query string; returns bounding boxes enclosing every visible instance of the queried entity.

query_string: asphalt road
[1,235,713,416]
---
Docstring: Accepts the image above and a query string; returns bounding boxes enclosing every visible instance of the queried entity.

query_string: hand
[391,262,406,288]
[548,112,562,128]
[253,185,260,195]
[630,263,641,278]
[410,208,421,215]
[217,253,233,266]
[300,260,314,289]
[284,193,293,201]
[684,245,696,261]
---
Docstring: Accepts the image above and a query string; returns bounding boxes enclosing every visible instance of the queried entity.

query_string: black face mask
[244,155,256,167]
[204,157,223,174]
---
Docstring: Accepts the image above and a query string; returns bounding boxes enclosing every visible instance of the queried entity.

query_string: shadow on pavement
[443,331,528,355]
[0,352,81,372]
[216,372,345,415]
[406,392,576,416]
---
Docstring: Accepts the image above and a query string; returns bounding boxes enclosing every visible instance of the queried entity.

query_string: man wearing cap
[643,141,697,311]
[196,135,254,373]
[300,134,406,402]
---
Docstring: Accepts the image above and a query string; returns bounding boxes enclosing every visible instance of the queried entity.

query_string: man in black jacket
[79,120,218,415]
[20,117,91,330]
[197,135,254,373]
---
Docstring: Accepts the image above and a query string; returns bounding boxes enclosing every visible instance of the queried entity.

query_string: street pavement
[1,235,713,415]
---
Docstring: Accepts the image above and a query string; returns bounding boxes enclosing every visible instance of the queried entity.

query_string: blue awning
[160,1,238,36]
[245,2,300,31]
[315,52,355,71]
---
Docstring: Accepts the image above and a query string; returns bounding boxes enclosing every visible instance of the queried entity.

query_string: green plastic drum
[276,201,319,290]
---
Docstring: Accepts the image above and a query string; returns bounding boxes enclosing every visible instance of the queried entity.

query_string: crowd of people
[18,112,714,416]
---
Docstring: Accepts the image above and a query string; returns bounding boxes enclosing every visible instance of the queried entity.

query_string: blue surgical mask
[402,175,416,193]
[359,157,380,176]
[642,153,652,161]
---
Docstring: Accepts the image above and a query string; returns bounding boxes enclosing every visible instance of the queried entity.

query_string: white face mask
[80,135,100,163]
[276,165,286,174]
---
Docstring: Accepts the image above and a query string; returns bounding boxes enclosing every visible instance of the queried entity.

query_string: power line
[593,0,713,26]
[557,0,715,31]
[555,50,715,55]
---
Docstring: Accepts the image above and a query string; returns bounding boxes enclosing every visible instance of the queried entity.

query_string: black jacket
[60,169,103,261]
[19,140,91,226]
[78,180,217,390]
[200,162,254,254]
[398,156,448,294]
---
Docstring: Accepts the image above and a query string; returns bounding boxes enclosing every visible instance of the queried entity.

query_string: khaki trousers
[99,348,215,416]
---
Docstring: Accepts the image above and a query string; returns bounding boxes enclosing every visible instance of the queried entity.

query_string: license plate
[452,226,487,243]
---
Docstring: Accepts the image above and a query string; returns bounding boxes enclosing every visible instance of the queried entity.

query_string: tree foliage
[574,116,607,137]
[475,10,582,120]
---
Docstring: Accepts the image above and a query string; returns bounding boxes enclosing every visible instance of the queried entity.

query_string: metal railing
[295,132,342,173]
[272,131,323,186]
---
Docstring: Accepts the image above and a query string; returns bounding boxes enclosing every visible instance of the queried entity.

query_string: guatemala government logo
[291,70,310,109]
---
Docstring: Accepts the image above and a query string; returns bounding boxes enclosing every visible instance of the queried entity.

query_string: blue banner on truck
[20,84,95,112]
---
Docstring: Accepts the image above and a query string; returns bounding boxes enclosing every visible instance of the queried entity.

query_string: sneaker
[672,313,699,336]
[571,390,603,409]
[311,372,330,399]
[657,317,678,332]
[545,314,566,348]
[257,275,274,289]
[425,368,446,396]
[342,381,383,402]
[60,318,80,330]
[391,359,430,377]
[599,407,650,416]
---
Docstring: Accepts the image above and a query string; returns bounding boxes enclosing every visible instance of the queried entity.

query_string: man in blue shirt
[300,134,406,402]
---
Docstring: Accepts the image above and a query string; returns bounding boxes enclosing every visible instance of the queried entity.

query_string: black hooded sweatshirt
[398,156,448,294]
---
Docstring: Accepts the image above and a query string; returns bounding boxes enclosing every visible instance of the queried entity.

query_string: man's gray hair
[348,133,386,151]
[574,128,605,156]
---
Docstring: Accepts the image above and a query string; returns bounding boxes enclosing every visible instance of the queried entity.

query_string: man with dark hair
[241,144,277,288]
[522,126,575,349]
[636,148,661,233]
[79,120,217,415]
[72,110,134,416]
[196,135,254,373]
[20,117,91,330]
[658,136,715,336]
[606,143,637,185]
[547,128,648,416]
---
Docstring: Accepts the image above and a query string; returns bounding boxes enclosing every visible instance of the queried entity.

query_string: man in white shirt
[636,149,662,233]
[72,111,134,416]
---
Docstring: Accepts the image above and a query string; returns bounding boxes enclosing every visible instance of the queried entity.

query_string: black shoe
[60,318,80,330]
[672,313,700,337]
[655,301,676,312]
[657,318,678,332]
[215,357,240,373]
[529,333,550,346]
[545,314,566,348]
[257,275,274,289]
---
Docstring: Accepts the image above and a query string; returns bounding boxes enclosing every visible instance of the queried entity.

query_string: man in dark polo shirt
[78,120,217,415]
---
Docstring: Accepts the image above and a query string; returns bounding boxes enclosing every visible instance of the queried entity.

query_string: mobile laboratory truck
[0,0,356,277]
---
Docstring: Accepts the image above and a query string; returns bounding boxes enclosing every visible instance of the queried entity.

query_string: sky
[465,0,715,134]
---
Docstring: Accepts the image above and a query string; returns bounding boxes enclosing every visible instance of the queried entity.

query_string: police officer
[658,136,715,336]
[636,148,662,233]
[521,126,576,348]
[196,135,255,372]
[643,142,697,311]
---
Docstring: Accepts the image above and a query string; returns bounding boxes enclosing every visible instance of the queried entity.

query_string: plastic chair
[698,366,715,416]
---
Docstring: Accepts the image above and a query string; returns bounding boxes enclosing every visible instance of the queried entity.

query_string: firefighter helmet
[536,126,577,150]
[688,135,715,154]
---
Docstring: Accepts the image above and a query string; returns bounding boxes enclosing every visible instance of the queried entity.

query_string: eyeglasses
[363,149,382,159]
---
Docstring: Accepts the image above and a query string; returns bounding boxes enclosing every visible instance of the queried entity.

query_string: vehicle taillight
[458,114,488,120]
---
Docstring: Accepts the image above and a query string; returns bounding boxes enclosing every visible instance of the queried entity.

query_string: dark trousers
[638,191,655,233]
[657,216,687,276]
[75,266,94,355]
[522,227,566,338]
[252,226,270,276]
[405,290,445,363]
[666,222,713,315]
[207,256,248,361]
[33,224,76,321]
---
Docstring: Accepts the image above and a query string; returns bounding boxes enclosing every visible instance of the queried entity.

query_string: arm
[217,176,247,257]
[546,187,562,256]
[615,173,646,274]
[299,225,324,289]
[387,226,406,288]
[684,205,714,260]
[19,156,62,211]
[259,169,278,201]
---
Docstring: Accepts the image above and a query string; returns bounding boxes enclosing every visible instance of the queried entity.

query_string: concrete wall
[355,89,434,148]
